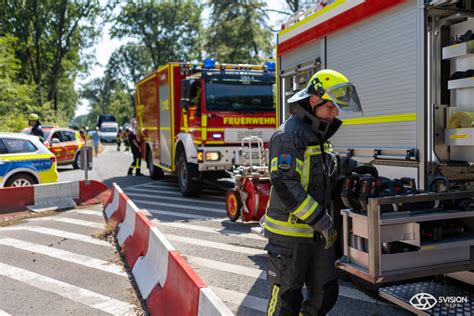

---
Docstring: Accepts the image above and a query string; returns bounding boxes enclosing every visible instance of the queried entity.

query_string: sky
[75,1,291,117]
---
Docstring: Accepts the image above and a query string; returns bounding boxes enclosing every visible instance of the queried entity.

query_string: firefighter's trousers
[266,235,339,316]
[128,151,141,175]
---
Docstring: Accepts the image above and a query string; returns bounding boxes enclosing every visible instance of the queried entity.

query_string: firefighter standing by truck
[264,69,362,315]
[127,127,143,176]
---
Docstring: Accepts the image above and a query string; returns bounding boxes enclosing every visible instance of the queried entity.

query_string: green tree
[0,0,101,116]
[0,35,34,131]
[110,0,203,68]
[107,43,154,103]
[205,0,273,64]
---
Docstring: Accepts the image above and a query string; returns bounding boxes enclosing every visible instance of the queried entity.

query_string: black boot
[127,168,133,176]
[135,171,143,176]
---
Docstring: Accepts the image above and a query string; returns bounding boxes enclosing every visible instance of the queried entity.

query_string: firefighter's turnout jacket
[265,103,342,243]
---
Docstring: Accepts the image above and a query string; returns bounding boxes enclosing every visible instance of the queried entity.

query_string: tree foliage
[0,0,101,123]
[110,0,203,68]
[205,0,273,64]
[107,43,154,101]
[0,35,34,131]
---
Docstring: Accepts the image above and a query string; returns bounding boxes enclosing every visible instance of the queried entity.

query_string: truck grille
[224,128,274,143]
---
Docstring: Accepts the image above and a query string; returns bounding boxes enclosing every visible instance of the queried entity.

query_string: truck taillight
[50,156,56,164]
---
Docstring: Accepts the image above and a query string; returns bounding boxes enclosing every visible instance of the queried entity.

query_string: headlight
[205,151,220,161]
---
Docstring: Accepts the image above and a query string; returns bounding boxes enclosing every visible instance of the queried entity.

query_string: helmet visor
[326,83,363,114]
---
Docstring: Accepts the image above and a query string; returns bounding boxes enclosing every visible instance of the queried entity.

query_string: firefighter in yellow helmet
[28,113,45,142]
[264,69,362,315]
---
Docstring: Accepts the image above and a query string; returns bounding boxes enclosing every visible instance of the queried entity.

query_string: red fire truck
[135,59,277,196]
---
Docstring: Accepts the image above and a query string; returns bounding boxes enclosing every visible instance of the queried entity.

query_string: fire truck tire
[147,148,164,180]
[177,152,201,196]
[226,189,241,222]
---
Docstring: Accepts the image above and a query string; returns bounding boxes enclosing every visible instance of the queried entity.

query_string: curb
[0,180,111,214]
[104,183,232,316]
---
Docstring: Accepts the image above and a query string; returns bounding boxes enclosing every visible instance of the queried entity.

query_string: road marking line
[211,286,267,313]
[127,184,223,198]
[131,199,225,214]
[29,217,104,229]
[126,192,225,207]
[0,226,111,247]
[70,210,103,217]
[165,234,266,256]
[144,208,253,226]
[152,220,265,241]
[145,208,222,220]
[187,256,266,279]
[0,262,135,315]
[125,188,225,205]
[0,237,125,277]
[125,181,177,190]
[145,182,226,195]
[0,310,11,316]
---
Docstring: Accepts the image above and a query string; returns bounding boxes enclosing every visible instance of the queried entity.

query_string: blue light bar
[203,58,216,69]
[265,61,276,72]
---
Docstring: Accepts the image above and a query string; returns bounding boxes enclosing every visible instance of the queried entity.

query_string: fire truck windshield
[204,74,275,112]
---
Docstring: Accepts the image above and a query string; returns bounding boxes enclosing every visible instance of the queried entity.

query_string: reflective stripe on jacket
[264,104,342,242]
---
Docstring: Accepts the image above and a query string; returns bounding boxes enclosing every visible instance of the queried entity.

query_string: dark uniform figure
[127,128,143,176]
[28,113,44,142]
[264,69,363,316]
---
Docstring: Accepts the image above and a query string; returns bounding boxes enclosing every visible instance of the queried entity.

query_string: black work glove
[339,157,358,176]
[311,212,338,249]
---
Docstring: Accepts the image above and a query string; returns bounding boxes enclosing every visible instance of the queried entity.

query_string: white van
[99,122,119,143]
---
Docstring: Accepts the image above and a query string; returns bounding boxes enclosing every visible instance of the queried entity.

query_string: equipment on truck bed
[226,136,271,222]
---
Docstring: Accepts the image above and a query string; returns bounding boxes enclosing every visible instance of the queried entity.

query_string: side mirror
[52,138,60,144]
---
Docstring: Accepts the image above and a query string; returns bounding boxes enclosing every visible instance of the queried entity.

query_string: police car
[0,133,58,187]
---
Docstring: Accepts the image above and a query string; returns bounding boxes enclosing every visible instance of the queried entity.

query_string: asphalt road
[59,144,412,315]
[0,204,141,315]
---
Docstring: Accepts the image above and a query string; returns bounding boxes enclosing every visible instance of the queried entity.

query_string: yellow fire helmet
[288,69,363,114]
[28,113,39,121]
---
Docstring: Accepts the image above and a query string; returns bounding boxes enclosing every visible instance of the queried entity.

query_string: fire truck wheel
[177,152,201,196]
[226,189,241,222]
[148,148,164,180]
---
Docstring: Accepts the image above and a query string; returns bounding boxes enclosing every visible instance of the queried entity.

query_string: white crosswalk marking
[0,226,111,247]
[211,286,267,313]
[152,219,265,241]
[126,191,225,206]
[71,209,104,217]
[0,237,126,277]
[30,217,104,229]
[126,187,225,202]
[166,234,266,256]
[0,262,135,315]
[187,255,266,279]
[131,199,226,214]
[146,208,223,220]
[0,310,11,316]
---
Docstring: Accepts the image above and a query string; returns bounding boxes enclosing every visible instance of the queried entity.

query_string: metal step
[379,280,473,315]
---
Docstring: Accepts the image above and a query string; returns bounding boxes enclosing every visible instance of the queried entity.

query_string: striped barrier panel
[103,183,232,316]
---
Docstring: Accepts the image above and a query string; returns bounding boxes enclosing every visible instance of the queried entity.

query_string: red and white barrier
[0,180,111,214]
[103,183,232,316]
